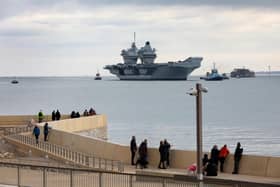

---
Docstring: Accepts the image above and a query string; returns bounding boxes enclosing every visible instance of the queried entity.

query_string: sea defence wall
[43,115,280,178]
[1,115,280,178]
[0,115,69,126]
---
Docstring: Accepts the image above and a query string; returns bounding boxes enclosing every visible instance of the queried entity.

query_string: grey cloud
[75,0,280,8]
[0,28,42,37]
[0,0,280,20]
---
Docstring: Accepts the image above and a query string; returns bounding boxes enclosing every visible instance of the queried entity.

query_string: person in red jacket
[218,144,230,172]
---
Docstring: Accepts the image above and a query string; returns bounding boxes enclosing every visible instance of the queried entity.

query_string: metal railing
[0,161,278,187]
[3,126,33,136]
[3,127,124,172]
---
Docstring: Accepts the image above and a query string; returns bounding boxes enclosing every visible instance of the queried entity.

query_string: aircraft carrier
[104,41,202,80]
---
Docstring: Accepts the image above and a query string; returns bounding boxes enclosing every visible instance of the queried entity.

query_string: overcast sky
[0,0,280,76]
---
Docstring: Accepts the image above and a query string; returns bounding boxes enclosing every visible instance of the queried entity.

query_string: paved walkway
[124,164,280,186]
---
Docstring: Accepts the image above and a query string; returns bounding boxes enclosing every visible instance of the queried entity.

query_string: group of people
[130,137,148,169]
[158,139,171,169]
[70,111,81,118]
[38,109,61,122]
[130,136,171,170]
[202,143,243,176]
[51,110,61,121]
[83,108,96,116]
[32,122,51,144]
[71,108,96,118]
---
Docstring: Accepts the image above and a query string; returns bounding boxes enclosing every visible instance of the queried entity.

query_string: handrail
[0,160,279,187]
[3,127,124,172]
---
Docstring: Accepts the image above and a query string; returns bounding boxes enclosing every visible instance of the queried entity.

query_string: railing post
[99,158,101,169]
[17,166,20,187]
[43,168,47,187]
[70,170,74,187]
[99,173,102,187]
[162,178,166,187]
[129,175,133,187]
[92,157,95,168]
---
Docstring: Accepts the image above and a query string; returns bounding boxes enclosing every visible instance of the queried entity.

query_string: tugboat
[200,63,225,81]
[94,71,102,80]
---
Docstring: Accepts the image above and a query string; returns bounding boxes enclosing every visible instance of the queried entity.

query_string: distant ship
[104,41,202,80]
[94,71,102,80]
[230,68,255,78]
[11,80,19,84]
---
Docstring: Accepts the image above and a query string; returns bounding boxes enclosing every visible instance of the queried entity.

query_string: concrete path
[124,164,280,186]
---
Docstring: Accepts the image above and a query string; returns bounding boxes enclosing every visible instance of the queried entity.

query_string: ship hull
[105,57,202,80]
[117,66,194,80]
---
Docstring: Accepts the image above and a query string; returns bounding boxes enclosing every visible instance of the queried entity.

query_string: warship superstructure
[104,41,202,80]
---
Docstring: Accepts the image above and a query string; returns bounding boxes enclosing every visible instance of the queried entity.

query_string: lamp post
[188,83,207,181]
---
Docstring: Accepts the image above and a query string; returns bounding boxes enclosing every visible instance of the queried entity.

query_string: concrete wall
[43,115,107,132]
[0,115,69,126]
[46,123,280,178]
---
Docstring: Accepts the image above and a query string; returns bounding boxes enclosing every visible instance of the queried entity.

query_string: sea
[0,76,279,157]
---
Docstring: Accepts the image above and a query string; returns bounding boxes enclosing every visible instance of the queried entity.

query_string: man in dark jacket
[33,125,40,144]
[52,110,56,121]
[158,141,166,169]
[210,145,219,165]
[232,142,243,174]
[44,123,50,141]
[55,110,61,120]
[163,139,171,167]
[130,136,137,165]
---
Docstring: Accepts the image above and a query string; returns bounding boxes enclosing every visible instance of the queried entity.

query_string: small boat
[94,72,102,80]
[200,63,225,81]
[11,80,19,84]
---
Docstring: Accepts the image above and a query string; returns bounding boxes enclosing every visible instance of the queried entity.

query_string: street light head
[201,87,208,93]
[187,88,197,96]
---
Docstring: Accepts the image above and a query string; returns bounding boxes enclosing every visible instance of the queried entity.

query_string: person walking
[43,123,50,141]
[163,139,171,167]
[210,145,219,165]
[232,142,243,174]
[33,125,40,144]
[158,141,166,169]
[218,144,230,172]
[130,136,137,165]
[55,110,61,120]
[38,110,44,123]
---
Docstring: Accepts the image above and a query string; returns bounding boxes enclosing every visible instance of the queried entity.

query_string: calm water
[0,76,279,156]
